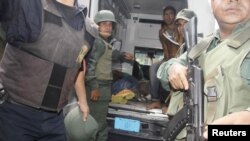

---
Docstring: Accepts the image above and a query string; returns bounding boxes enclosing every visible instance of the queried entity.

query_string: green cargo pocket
[167,91,184,116]
[204,66,224,123]
[241,56,250,85]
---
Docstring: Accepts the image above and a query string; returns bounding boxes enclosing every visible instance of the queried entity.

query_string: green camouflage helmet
[175,9,196,22]
[94,10,116,24]
[64,106,98,141]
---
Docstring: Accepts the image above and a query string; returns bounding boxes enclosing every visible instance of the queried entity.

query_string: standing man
[157,0,250,139]
[85,10,134,141]
[0,0,93,141]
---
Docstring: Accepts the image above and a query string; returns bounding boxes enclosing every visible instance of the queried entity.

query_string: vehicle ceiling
[124,0,188,15]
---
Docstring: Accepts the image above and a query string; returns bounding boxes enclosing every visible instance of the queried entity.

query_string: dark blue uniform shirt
[0,0,86,44]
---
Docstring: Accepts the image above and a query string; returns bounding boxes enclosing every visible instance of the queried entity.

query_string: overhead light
[133,3,141,9]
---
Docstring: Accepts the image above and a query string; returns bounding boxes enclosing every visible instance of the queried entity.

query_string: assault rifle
[162,16,204,141]
[184,16,205,141]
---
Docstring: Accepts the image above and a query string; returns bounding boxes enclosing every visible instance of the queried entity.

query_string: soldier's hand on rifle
[168,63,189,90]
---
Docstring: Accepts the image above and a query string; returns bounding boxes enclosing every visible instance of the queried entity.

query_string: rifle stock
[183,16,205,141]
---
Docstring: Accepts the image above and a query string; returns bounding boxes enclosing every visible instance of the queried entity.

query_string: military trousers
[86,80,112,141]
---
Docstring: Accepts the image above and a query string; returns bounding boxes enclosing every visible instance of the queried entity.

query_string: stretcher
[107,102,169,141]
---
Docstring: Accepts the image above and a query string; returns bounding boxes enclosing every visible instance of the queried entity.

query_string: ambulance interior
[76,0,218,140]
[84,1,216,99]
[87,0,216,74]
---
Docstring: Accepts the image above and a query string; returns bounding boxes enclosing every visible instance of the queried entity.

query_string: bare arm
[75,60,89,121]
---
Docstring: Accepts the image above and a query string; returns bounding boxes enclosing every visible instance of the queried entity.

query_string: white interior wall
[122,13,163,74]
[187,0,216,37]
[89,0,99,19]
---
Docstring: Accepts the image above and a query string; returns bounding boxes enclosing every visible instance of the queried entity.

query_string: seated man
[147,8,196,114]
[146,60,170,112]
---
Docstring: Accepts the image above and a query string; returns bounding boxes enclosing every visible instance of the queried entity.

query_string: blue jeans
[0,101,67,141]
[149,61,169,102]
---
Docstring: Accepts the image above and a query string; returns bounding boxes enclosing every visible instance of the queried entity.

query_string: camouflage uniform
[85,10,126,141]
[157,18,250,140]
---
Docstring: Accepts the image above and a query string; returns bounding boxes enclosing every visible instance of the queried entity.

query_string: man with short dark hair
[148,7,196,113]
[147,6,180,112]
